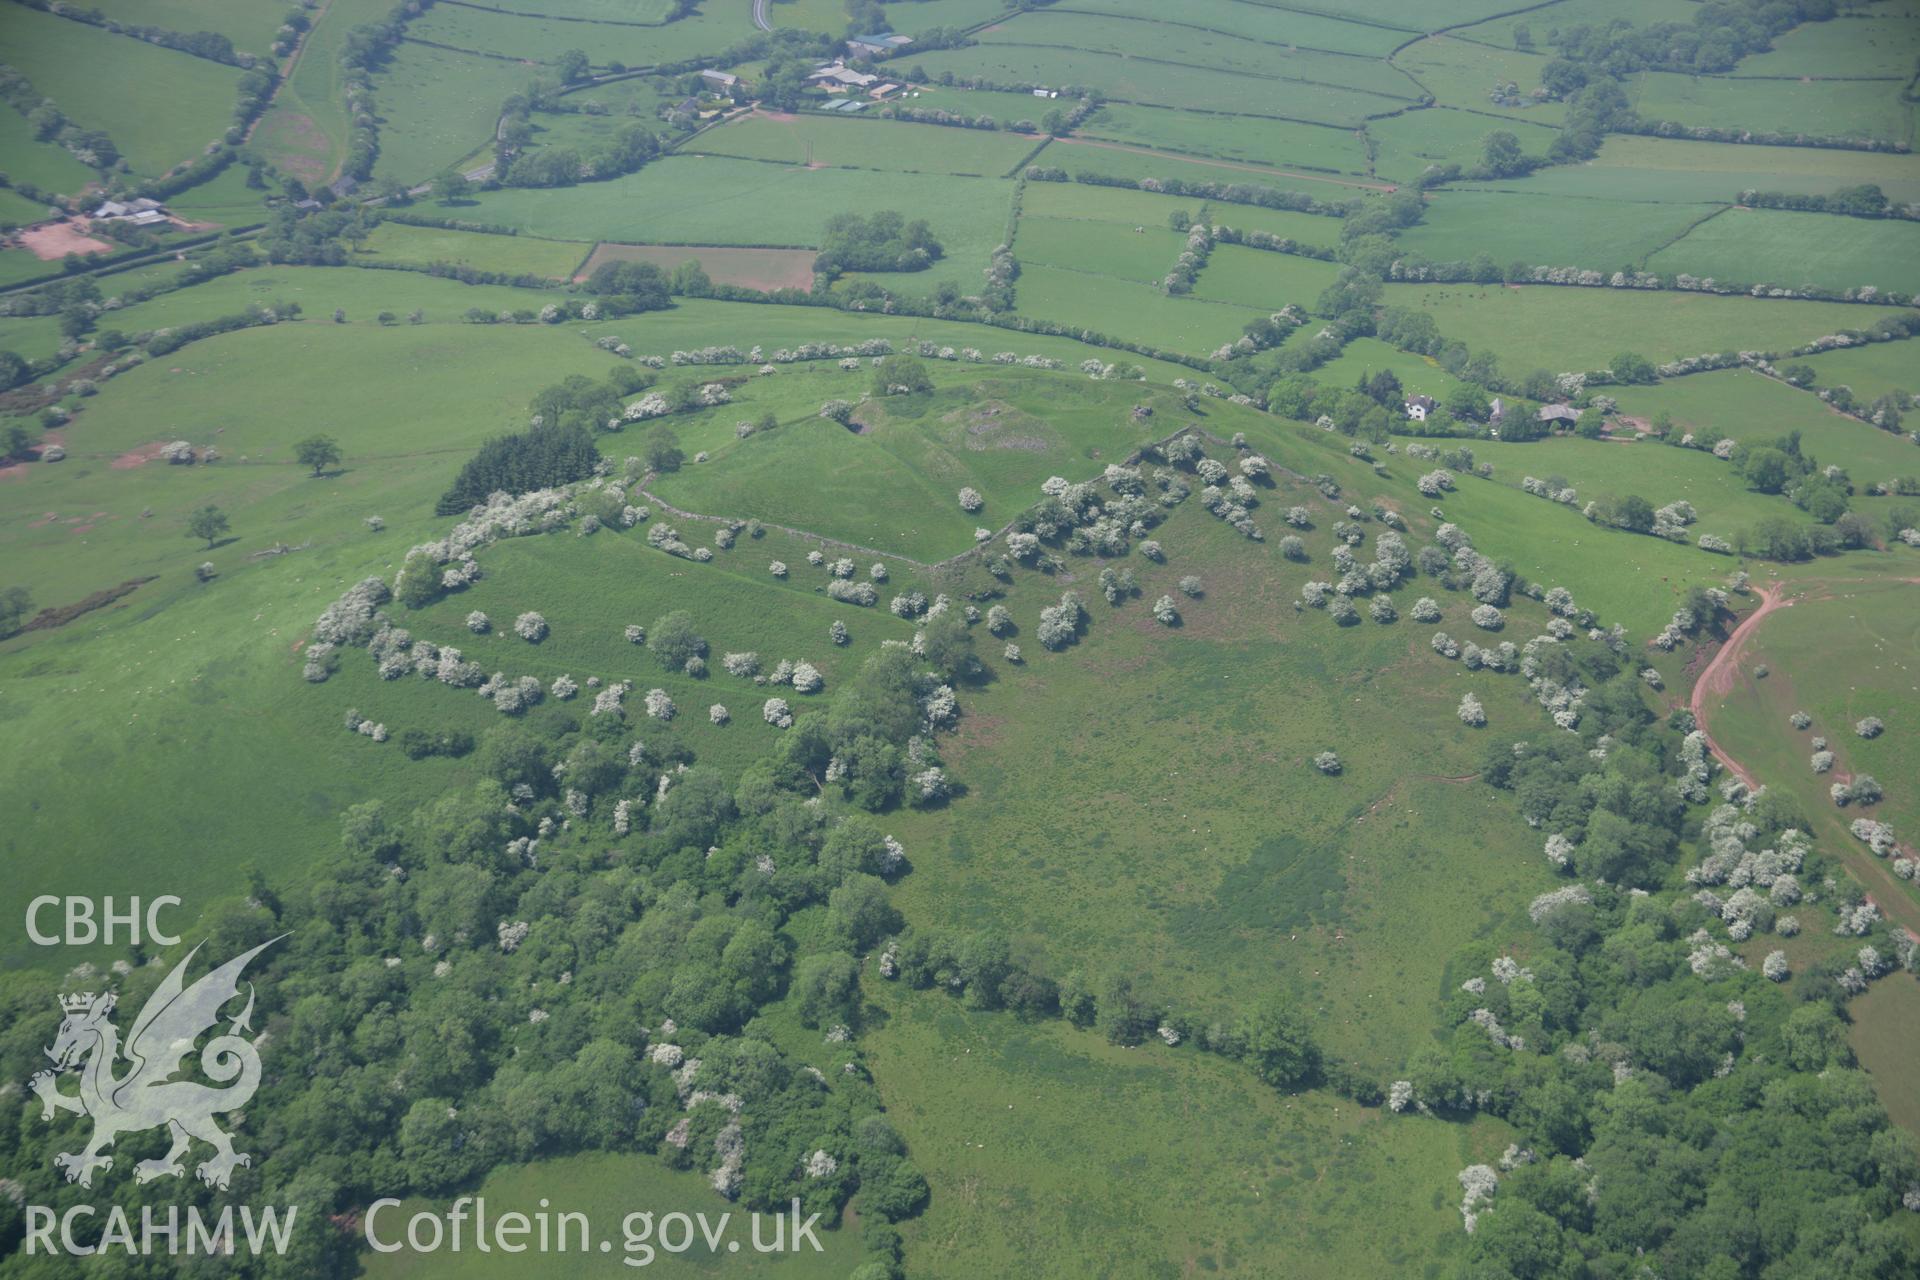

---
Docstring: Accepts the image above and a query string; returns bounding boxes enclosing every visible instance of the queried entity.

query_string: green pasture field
[1045,136,1387,198]
[0,104,99,195]
[1731,15,1920,79]
[878,0,1014,27]
[1013,261,1267,354]
[0,246,58,289]
[1013,215,1185,284]
[1487,133,1920,206]
[0,322,637,964]
[900,46,1408,126]
[1383,282,1897,372]
[685,112,1043,177]
[648,374,1177,561]
[881,85,1072,128]
[1646,207,1920,297]
[576,242,819,290]
[518,105,672,158]
[1624,71,1913,146]
[1849,977,1920,1136]
[1391,37,1566,125]
[0,5,242,176]
[370,42,535,185]
[866,417,1594,1055]
[406,1,757,69]
[359,1154,869,1276]
[1426,462,1728,638]
[762,0,857,32]
[976,10,1424,99]
[164,161,272,227]
[1798,338,1920,404]
[250,0,394,186]
[1398,191,1723,270]
[1609,368,1920,483]
[1078,102,1372,175]
[82,0,286,52]
[1188,244,1343,311]
[1053,0,1417,56]
[352,222,593,279]
[462,157,1014,296]
[869,989,1515,1277]
[1022,179,1346,245]
[469,0,677,19]
[1693,566,1920,928]
[1312,336,1466,403]
[88,264,568,334]
[1365,107,1561,185]
[1449,0,1700,50]
[551,78,687,121]
[1307,0,1517,26]
[1478,435,1823,538]
[0,188,48,226]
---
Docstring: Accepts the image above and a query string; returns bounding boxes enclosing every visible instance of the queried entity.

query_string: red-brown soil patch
[111,441,172,469]
[19,221,113,260]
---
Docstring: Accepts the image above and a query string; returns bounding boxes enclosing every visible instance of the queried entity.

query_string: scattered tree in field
[830,619,849,645]
[514,611,548,642]
[648,609,706,670]
[1036,592,1086,650]
[1178,575,1203,598]
[1459,693,1486,726]
[1856,716,1884,739]
[1471,604,1504,631]
[0,586,32,639]
[1152,594,1178,625]
[763,697,793,728]
[294,434,342,476]
[1411,597,1441,622]
[873,354,934,397]
[1790,711,1811,729]
[958,487,983,511]
[186,505,229,548]
[1313,751,1342,774]
[645,688,675,720]
[467,611,490,633]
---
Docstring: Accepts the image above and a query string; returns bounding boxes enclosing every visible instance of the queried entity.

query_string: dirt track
[1688,582,1787,791]
[1688,582,1919,940]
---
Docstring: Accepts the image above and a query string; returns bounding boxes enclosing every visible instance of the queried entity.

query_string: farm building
[847,32,911,57]
[1404,394,1436,421]
[1538,403,1580,426]
[700,69,739,91]
[92,197,170,227]
[810,63,879,90]
[870,83,901,100]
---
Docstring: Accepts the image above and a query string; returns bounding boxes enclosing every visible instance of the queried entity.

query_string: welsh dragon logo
[29,937,283,1191]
